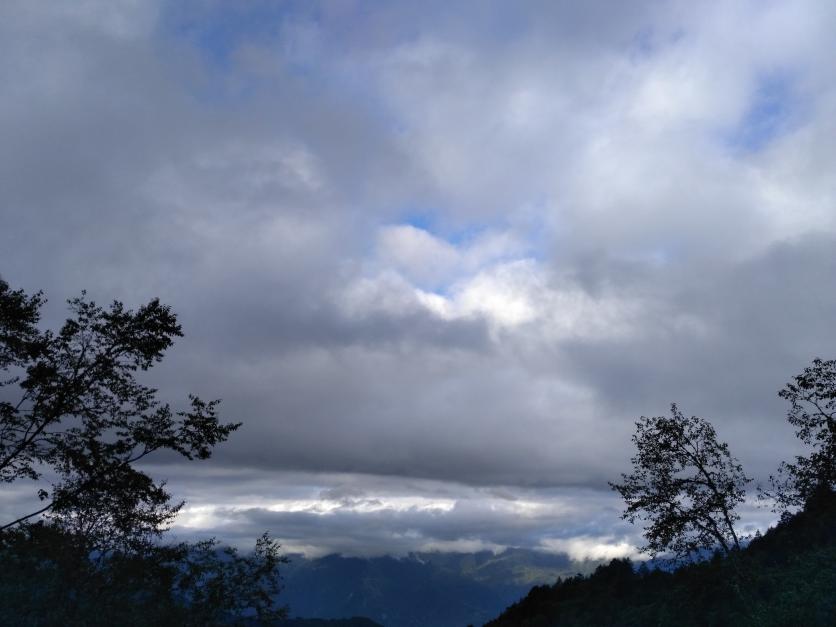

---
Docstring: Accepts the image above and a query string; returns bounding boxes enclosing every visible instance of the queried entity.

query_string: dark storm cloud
[2,0,836,554]
[561,234,836,477]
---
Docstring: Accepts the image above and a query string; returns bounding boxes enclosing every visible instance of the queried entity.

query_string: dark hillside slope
[486,487,836,627]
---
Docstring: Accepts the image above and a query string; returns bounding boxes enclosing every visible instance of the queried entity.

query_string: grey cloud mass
[2,0,836,556]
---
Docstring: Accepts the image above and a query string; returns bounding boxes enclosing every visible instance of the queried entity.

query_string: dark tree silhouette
[0,277,287,624]
[0,523,288,626]
[0,280,238,547]
[610,404,750,560]
[765,357,836,511]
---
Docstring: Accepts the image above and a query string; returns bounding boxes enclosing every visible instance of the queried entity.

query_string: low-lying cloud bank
[163,470,776,559]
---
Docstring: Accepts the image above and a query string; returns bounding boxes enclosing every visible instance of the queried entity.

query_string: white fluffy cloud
[540,536,642,563]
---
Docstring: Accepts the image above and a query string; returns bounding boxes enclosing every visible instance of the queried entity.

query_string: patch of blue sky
[401,209,438,233]
[446,224,487,248]
[159,1,318,69]
[397,207,492,248]
[153,2,303,106]
[157,2,402,126]
[726,74,799,153]
[396,204,547,263]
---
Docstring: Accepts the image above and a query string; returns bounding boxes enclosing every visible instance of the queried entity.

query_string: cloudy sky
[2,0,836,560]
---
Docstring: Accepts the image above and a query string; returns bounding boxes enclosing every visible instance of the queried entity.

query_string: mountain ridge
[278,547,605,627]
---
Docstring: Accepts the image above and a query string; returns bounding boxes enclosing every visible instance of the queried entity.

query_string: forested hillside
[486,487,836,627]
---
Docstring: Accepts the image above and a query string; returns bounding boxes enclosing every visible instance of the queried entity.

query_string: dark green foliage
[0,277,287,624]
[0,524,288,626]
[609,405,749,560]
[0,283,240,546]
[0,279,44,369]
[486,488,836,627]
[173,532,288,625]
[765,358,836,510]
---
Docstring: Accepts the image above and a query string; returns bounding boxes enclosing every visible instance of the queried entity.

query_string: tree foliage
[0,280,239,547]
[766,357,836,511]
[0,277,287,624]
[610,404,750,560]
[0,524,288,626]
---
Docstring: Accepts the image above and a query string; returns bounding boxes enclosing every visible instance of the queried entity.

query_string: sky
[2,0,836,561]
